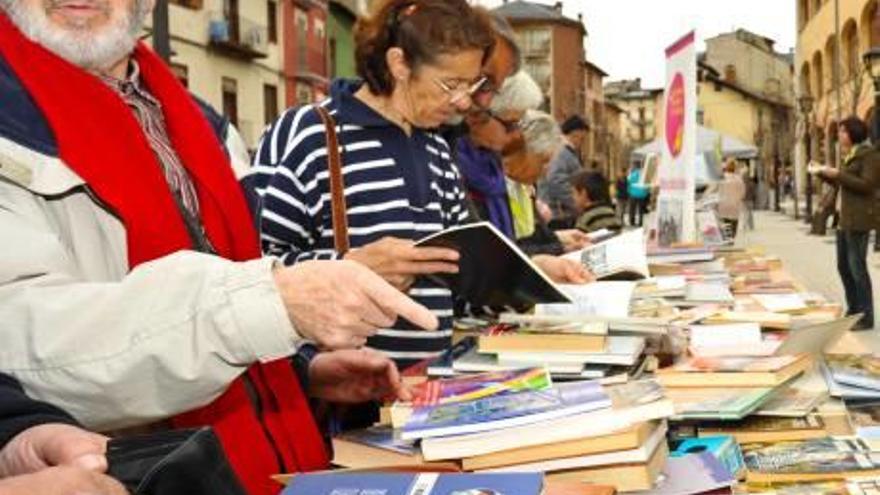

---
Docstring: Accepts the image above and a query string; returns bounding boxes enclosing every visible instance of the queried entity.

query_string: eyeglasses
[482,109,521,133]
[433,76,489,104]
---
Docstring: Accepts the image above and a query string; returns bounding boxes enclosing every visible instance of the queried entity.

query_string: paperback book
[401,380,611,440]
[388,367,552,428]
[742,438,880,483]
[564,228,650,280]
[282,472,543,495]
[415,221,570,307]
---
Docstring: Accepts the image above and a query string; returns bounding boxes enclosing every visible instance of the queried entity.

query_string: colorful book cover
[742,438,880,475]
[401,380,611,440]
[282,472,543,495]
[671,355,800,373]
[826,355,880,392]
[334,425,417,456]
[672,435,745,478]
[407,368,552,407]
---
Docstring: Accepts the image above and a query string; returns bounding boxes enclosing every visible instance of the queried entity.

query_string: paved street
[738,209,880,353]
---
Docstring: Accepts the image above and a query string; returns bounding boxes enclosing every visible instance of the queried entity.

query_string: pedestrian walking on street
[717,159,746,239]
[615,169,629,224]
[627,163,649,227]
[815,117,880,331]
[742,168,757,231]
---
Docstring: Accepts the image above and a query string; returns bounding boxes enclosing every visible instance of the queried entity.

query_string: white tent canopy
[631,126,759,186]
[632,125,758,159]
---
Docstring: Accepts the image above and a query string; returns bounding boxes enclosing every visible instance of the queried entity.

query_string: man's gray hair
[490,71,544,115]
[520,110,565,157]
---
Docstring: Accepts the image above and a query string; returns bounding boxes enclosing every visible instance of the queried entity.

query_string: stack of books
[822,354,880,401]
[432,321,649,383]
[657,355,813,422]
[335,377,676,493]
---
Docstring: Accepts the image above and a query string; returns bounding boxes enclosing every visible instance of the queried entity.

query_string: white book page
[565,229,647,278]
[535,282,637,318]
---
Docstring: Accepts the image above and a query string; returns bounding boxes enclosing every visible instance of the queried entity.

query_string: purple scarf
[456,137,515,239]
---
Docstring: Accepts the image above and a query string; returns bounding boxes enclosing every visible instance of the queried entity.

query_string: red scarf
[0,13,328,494]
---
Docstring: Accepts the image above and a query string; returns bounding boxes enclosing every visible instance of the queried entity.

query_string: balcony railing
[208,12,268,60]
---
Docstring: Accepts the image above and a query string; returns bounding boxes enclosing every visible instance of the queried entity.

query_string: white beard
[0,0,149,71]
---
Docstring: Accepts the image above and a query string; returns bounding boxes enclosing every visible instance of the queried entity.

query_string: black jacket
[0,373,76,448]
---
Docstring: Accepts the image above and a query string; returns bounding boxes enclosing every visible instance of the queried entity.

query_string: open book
[415,222,570,307]
[564,228,649,280]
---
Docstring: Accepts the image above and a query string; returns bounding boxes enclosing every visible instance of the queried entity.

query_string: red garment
[0,14,328,494]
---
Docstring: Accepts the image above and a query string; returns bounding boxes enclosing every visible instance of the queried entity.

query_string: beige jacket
[716,172,746,220]
[0,130,305,431]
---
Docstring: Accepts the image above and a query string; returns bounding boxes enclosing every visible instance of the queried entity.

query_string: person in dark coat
[0,374,126,494]
[815,117,880,331]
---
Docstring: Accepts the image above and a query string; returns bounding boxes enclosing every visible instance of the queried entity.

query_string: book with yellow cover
[656,354,812,388]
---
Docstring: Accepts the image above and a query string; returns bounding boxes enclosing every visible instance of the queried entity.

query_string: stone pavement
[737,209,880,353]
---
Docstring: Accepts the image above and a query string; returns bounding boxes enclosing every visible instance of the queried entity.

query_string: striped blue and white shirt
[250,80,470,367]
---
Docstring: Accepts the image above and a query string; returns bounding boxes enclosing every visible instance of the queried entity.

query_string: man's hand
[532,255,594,284]
[0,466,127,495]
[308,348,412,404]
[344,237,460,292]
[0,424,108,478]
[275,260,439,350]
[555,229,591,253]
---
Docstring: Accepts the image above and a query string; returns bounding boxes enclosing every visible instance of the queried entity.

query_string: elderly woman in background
[503,110,589,255]
[456,71,540,240]
[459,71,589,253]
[717,159,746,240]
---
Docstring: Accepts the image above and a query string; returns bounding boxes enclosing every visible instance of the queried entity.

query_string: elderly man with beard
[0,0,437,493]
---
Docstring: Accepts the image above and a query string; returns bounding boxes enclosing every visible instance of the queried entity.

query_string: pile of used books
[276,228,880,495]
[335,370,676,492]
[425,320,651,385]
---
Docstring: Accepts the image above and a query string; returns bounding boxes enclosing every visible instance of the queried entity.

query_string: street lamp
[798,94,814,222]
[863,48,880,142]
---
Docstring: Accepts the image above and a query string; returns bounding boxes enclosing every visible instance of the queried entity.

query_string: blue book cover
[282,472,543,495]
[672,435,745,478]
[401,380,610,440]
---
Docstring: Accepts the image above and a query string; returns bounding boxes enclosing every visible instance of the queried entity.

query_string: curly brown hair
[354,0,496,96]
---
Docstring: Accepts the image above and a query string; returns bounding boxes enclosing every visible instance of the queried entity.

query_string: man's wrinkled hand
[0,424,108,478]
[275,260,439,350]
[308,348,411,403]
[532,255,594,284]
[345,237,460,292]
[0,466,128,495]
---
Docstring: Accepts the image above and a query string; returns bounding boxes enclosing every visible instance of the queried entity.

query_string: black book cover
[415,222,571,307]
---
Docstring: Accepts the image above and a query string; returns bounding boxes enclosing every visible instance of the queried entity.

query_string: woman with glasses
[249,0,586,372]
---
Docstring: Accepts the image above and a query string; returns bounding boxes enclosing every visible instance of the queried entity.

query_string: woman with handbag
[249,0,589,374]
[814,117,880,331]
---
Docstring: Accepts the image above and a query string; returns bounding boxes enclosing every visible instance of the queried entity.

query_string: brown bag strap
[314,105,350,254]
